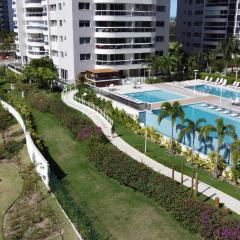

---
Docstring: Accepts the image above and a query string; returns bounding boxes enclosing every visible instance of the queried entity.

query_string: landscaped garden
[0,107,79,240]
[1,56,240,239]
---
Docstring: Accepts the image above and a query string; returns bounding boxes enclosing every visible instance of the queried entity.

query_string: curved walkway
[62,90,240,215]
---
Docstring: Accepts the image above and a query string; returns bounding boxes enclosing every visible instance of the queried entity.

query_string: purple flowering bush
[86,140,240,240]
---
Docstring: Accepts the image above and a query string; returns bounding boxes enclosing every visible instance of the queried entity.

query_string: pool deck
[100,80,240,114]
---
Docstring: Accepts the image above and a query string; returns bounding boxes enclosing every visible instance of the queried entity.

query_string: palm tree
[199,118,237,177]
[158,101,185,153]
[178,118,206,164]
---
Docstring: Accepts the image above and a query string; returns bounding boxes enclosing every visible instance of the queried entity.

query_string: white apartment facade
[13,0,170,84]
[176,0,240,53]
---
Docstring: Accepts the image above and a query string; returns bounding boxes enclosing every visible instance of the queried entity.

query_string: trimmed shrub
[86,139,240,240]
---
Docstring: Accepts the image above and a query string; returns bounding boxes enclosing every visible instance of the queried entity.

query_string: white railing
[73,95,113,126]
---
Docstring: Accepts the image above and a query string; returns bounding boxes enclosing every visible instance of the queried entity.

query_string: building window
[156,36,164,42]
[59,20,63,26]
[60,69,68,80]
[80,53,91,61]
[157,6,165,12]
[80,37,91,44]
[79,2,90,10]
[79,20,90,27]
[58,3,62,10]
[155,50,163,56]
[156,21,165,27]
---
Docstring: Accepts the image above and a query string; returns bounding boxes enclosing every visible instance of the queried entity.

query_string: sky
[171,0,177,17]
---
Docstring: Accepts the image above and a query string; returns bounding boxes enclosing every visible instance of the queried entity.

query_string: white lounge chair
[222,110,230,114]
[217,78,224,85]
[208,77,213,83]
[204,76,209,82]
[231,113,239,117]
[216,108,224,112]
[214,78,220,84]
[231,81,237,88]
[234,82,240,89]
[222,79,227,86]
[207,105,216,109]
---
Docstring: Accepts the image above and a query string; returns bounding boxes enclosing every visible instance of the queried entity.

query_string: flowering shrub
[86,139,240,240]
[76,126,102,141]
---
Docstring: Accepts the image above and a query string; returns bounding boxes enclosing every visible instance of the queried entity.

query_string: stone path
[62,90,240,215]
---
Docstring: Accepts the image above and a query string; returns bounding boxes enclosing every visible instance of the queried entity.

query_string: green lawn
[116,125,240,200]
[0,163,22,239]
[33,110,201,240]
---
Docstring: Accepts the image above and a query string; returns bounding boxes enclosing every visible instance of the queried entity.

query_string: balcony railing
[27,38,44,42]
[95,27,155,33]
[96,43,154,49]
[28,51,45,55]
[96,59,143,66]
[95,10,156,16]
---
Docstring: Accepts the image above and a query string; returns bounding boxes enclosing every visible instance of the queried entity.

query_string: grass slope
[33,110,201,240]
[0,163,22,239]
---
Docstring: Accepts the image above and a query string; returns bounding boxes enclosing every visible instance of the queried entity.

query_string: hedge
[86,139,240,240]
[50,172,101,240]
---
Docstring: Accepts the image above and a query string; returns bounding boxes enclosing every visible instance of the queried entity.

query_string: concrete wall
[1,100,50,187]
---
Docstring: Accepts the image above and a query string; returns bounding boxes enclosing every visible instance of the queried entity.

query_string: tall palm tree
[178,118,206,164]
[158,101,185,153]
[199,118,237,177]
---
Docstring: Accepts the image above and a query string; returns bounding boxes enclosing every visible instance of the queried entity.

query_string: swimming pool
[126,90,186,103]
[139,103,240,164]
[186,84,240,99]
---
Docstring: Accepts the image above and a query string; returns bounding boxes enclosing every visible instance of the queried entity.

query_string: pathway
[62,90,240,215]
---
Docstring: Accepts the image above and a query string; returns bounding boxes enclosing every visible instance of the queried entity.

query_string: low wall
[1,100,50,187]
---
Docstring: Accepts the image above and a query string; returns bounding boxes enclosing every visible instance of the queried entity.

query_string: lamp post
[82,92,87,103]
[140,122,147,155]
[182,66,186,81]
[193,69,199,94]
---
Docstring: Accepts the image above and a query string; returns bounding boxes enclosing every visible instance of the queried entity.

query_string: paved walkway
[62,90,240,215]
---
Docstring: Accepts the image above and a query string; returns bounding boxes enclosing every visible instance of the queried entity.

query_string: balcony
[95,27,155,33]
[95,10,156,16]
[96,59,143,66]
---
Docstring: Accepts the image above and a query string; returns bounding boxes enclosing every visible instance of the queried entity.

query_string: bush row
[86,139,240,240]
[50,172,102,240]
[200,72,237,85]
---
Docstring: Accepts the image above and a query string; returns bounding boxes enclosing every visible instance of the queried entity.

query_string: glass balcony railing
[96,59,143,66]
[95,10,156,17]
[96,43,154,49]
[95,27,155,33]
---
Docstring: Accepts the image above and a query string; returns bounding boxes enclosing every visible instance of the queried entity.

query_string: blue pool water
[126,90,186,103]
[187,84,240,99]
[139,103,240,164]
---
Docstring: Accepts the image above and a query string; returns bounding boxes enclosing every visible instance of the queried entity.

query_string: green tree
[231,139,240,168]
[178,118,206,164]
[158,101,185,153]
[0,106,12,146]
[200,118,237,177]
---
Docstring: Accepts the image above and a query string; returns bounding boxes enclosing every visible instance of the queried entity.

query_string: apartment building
[0,0,13,31]
[176,0,240,53]
[13,0,170,84]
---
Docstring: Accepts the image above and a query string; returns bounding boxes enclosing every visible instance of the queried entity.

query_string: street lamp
[182,66,186,81]
[148,68,151,78]
[193,69,199,94]
[140,122,147,155]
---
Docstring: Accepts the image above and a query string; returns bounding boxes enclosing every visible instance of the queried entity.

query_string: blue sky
[171,0,177,17]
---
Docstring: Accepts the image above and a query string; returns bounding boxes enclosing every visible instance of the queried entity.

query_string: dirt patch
[3,191,62,240]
